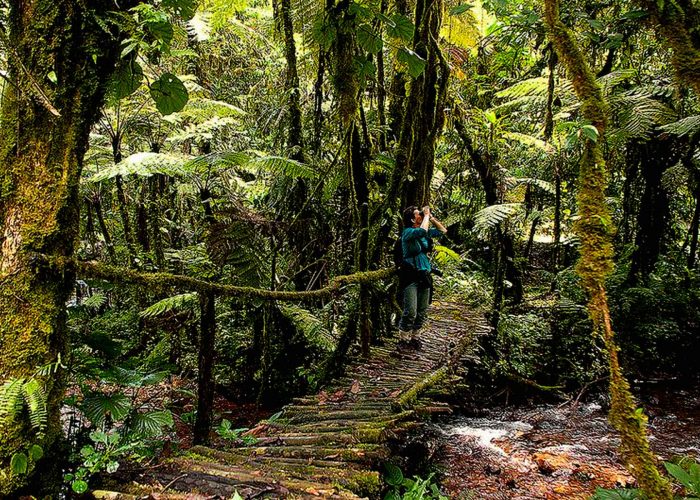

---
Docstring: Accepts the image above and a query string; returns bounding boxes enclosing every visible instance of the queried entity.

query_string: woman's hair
[402,206,418,228]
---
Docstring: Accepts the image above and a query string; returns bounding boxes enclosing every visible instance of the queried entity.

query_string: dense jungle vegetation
[0,0,699,497]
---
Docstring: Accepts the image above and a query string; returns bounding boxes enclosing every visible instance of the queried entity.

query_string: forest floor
[103,300,488,499]
[437,383,700,499]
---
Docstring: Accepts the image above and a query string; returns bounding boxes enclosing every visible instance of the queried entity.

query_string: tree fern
[88,152,189,182]
[609,90,676,141]
[506,176,556,194]
[184,151,317,179]
[140,293,198,319]
[495,76,550,100]
[473,203,523,234]
[502,132,555,153]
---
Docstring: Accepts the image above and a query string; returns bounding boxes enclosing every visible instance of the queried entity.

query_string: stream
[436,386,700,499]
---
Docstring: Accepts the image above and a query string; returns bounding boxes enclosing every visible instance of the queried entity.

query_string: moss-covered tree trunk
[0,0,127,493]
[635,0,700,96]
[543,1,672,497]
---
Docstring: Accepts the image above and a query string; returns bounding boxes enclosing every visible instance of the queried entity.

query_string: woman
[398,205,447,345]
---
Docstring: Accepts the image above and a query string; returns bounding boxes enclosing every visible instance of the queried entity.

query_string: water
[437,388,700,499]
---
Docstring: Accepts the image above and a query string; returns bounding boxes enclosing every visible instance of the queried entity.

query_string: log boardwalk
[118,301,488,499]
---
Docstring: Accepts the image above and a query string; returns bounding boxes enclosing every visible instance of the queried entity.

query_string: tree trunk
[193,291,216,445]
[0,0,127,493]
[454,117,524,305]
[92,197,117,264]
[688,182,700,268]
[628,136,680,283]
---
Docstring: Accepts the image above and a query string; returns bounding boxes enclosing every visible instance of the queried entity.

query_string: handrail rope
[40,255,395,302]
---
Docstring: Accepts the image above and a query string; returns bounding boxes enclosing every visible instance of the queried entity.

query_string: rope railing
[42,255,395,301]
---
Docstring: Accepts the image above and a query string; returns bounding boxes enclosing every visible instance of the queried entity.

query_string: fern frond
[609,90,676,140]
[22,379,47,435]
[506,177,556,194]
[140,293,198,318]
[597,68,637,94]
[89,152,189,182]
[495,77,549,100]
[245,155,317,179]
[490,95,547,114]
[433,245,461,267]
[166,117,240,144]
[82,292,108,310]
[502,132,555,153]
[473,203,523,234]
[660,115,700,137]
[279,304,335,352]
[662,163,691,193]
[0,378,25,422]
[187,11,212,41]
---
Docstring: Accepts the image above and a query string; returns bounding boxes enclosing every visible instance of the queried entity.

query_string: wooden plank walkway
[119,301,488,499]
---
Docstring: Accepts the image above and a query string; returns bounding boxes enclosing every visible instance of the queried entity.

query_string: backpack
[392,232,433,269]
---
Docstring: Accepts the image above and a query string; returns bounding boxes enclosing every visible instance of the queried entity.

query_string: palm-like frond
[506,177,555,194]
[0,378,25,422]
[184,151,317,179]
[128,410,174,438]
[81,392,131,427]
[502,132,555,153]
[495,76,550,100]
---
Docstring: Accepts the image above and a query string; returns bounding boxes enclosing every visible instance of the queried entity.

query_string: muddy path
[436,386,700,499]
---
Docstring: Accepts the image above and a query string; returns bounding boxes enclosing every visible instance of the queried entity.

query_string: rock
[533,451,574,475]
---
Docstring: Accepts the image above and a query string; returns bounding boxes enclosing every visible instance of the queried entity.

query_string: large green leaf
[129,410,174,438]
[383,462,404,487]
[150,73,189,115]
[397,48,426,78]
[110,60,144,100]
[81,393,131,426]
[357,25,383,54]
[162,0,197,19]
[383,13,414,41]
[10,452,28,475]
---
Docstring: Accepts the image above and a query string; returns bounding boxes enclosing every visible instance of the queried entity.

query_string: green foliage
[592,458,700,499]
[382,463,448,500]
[215,419,258,445]
[279,304,335,352]
[88,152,188,182]
[664,458,700,497]
[140,292,198,318]
[473,203,523,235]
[493,313,551,380]
[150,73,190,115]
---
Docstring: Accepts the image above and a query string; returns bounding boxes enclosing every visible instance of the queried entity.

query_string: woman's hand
[422,206,431,217]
